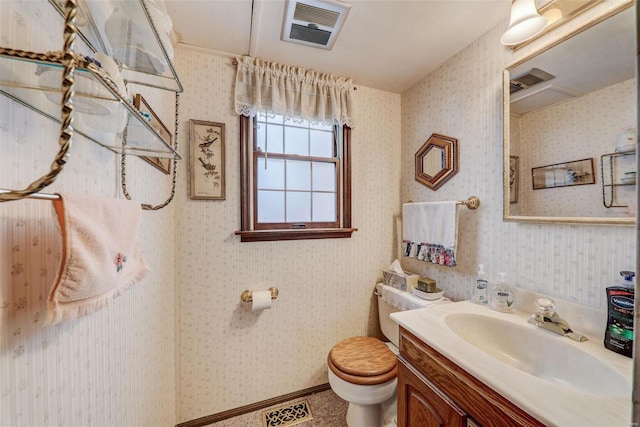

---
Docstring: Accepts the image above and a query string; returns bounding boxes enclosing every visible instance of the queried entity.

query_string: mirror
[415,133,458,191]
[503,1,636,224]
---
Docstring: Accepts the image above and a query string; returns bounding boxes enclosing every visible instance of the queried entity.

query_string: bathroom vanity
[391,298,632,427]
[397,327,543,427]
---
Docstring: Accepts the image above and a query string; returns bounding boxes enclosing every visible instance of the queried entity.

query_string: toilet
[327,282,449,427]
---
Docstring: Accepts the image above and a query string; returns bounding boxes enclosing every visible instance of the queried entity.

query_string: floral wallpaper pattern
[400,0,635,310]
[0,2,176,426]
[173,50,402,421]
[0,0,635,425]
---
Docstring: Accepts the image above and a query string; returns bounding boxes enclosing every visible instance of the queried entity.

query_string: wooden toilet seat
[328,336,397,385]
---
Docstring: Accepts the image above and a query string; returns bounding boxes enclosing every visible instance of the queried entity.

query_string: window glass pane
[286,160,311,191]
[255,122,266,151]
[287,192,311,222]
[257,112,268,123]
[284,126,309,155]
[313,192,336,222]
[265,124,284,154]
[258,190,285,222]
[310,130,333,157]
[257,158,285,190]
[312,162,336,192]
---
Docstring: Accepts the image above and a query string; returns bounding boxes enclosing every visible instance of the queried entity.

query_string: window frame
[236,115,356,242]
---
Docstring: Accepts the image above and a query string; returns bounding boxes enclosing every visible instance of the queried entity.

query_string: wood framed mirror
[503,1,636,225]
[415,133,458,191]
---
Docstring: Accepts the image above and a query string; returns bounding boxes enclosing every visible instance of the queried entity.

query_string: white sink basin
[444,312,630,396]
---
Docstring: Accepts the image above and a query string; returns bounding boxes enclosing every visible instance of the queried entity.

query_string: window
[237,113,356,242]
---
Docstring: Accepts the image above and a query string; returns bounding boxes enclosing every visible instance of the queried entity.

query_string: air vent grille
[281,0,351,50]
[290,23,332,45]
[510,68,555,94]
[294,2,340,27]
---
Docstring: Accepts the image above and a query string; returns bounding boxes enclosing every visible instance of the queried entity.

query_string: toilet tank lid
[376,282,450,311]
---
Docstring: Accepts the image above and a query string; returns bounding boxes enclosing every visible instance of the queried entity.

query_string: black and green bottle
[604,271,635,358]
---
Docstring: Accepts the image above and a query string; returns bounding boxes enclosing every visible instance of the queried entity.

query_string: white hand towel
[402,201,458,267]
[46,193,150,324]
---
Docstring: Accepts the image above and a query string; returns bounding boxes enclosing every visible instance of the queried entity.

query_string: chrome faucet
[528,297,588,342]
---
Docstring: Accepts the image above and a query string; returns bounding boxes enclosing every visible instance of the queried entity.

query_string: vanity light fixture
[501,0,549,46]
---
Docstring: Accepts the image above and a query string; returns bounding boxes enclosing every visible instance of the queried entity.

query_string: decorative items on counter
[382,259,418,292]
[411,277,444,300]
[471,265,514,313]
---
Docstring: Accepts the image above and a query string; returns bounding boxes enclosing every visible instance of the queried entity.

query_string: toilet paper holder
[241,287,279,303]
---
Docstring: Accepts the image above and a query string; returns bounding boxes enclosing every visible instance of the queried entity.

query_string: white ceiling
[164,0,512,93]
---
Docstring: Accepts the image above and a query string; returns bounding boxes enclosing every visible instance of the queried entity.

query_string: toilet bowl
[327,283,449,427]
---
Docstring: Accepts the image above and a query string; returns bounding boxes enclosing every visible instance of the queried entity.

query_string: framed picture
[509,155,519,204]
[532,158,595,190]
[134,94,173,174]
[189,119,225,200]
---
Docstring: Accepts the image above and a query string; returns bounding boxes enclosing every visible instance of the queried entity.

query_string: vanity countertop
[391,301,633,427]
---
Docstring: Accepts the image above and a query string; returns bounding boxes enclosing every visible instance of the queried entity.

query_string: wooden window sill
[235,228,358,242]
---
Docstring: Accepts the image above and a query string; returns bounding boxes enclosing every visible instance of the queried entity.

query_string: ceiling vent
[510,68,555,94]
[281,0,351,50]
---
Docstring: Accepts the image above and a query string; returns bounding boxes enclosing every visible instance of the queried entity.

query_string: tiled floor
[206,389,348,427]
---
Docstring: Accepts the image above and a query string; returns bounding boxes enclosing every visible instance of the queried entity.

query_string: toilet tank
[376,283,422,348]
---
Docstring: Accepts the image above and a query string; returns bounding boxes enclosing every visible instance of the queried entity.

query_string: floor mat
[261,399,313,427]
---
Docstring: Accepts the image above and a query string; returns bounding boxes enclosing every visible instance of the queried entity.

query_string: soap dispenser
[472,264,489,305]
[490,272,514,313]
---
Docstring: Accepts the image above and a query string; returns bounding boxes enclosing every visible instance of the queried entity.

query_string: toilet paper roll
[251,290,272,312]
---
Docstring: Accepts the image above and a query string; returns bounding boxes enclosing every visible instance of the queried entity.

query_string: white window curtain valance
[234,56,355,127]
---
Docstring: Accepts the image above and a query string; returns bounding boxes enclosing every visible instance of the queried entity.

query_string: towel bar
[459,196,480,210]
[0,189,152,210]
[405,196,480,210]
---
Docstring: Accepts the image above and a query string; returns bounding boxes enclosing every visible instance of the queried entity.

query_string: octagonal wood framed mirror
[415,133,458,191]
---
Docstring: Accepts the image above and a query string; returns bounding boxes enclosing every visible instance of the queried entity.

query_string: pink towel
[46,193,150,324]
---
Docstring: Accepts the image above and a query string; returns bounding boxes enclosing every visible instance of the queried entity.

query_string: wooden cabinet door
[397,357,467,427]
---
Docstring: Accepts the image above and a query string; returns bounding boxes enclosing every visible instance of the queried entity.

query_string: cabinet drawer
[399,327,544,427]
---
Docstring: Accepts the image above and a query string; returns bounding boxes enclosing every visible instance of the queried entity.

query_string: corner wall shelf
[0,0,183,208]
[600,150,636,208]
[0,53,180,158]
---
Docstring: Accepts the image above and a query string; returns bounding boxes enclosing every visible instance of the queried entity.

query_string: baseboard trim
[175,383,332,427]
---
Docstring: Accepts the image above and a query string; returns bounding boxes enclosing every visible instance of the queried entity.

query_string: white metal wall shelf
[600,150,636,208]
[47,0,183,92]
[0,53,180,158]
[0,0,183,208]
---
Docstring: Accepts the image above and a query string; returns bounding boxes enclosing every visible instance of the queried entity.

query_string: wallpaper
[1,0,636,425]
[400,0,635,310]
[0,2,177,426]
[513,78,635,218]
[173,50,401,421]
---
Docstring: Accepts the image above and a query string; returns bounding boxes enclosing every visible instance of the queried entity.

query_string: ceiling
[163,0,512,94]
